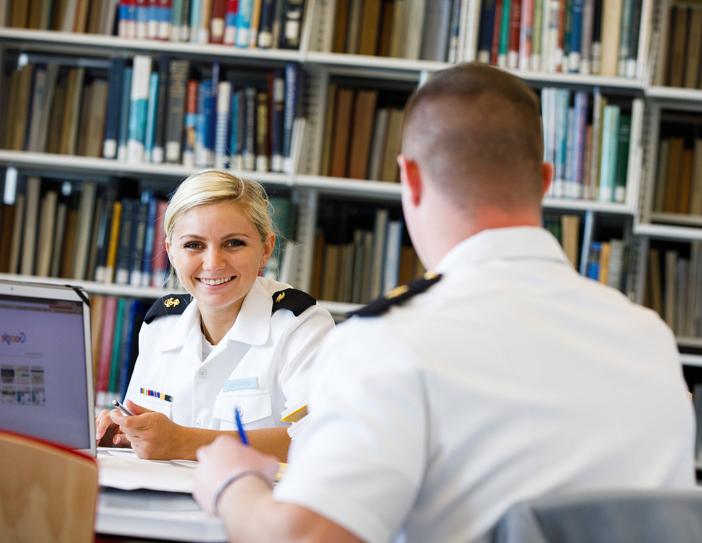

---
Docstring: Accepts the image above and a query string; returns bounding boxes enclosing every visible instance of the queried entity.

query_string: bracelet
[212,469,272,515]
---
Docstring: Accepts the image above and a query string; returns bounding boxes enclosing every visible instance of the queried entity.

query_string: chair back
[0,430,98,543]
[492,489,702,543]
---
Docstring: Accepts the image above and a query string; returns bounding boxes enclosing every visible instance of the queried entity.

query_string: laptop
[0,280,96,456]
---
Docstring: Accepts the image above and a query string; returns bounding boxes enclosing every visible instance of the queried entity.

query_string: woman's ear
[259,232,276,273]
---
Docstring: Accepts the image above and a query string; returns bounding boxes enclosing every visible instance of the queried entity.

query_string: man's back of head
[401,63,546,214]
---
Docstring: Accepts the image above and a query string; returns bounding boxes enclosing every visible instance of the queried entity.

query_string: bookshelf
[3,0,700,389]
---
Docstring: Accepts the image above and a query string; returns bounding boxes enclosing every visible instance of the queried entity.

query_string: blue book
[229,89,241,169]
[211,62,221,158]
[477,0,496,61]
[586,242,602,280]
[190,0,201,42]
[144,71,160,161]
[103,58,126,159]
[569,0,584,72]
[117,68,133,161]
[283,63,298,169]
[118,299,143,402]
[236,0,253,47]
[257,0,275,48]
[141,192,157,287]
[196,79,214,166]
[243,86,256,170]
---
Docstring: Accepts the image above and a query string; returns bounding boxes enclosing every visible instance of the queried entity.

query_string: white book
[215,82,232,169]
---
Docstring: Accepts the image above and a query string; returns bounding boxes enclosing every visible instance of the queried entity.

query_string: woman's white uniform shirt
[124,277,334,431]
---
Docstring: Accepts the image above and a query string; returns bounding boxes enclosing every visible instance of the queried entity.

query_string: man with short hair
[193,63,695,543]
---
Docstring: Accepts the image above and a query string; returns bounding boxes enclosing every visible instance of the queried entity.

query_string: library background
[0,0,701,439]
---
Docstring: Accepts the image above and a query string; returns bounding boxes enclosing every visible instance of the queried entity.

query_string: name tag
[223,377,259,392]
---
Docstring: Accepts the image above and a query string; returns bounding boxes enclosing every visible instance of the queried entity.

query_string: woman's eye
[226,239,245,248]
[184,241,203,249]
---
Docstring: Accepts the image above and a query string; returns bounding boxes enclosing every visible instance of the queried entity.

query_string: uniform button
[198,369,207,378]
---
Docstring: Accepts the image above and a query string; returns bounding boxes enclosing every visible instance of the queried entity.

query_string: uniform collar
[158,278,272,352]
[223,277,272,346]
[436,226,569,272]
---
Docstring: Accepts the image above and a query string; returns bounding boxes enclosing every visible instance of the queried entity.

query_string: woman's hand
[96,408,130,447]
[109,399,188,460]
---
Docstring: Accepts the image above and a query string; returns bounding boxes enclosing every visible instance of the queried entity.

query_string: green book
[615,113,631,203]
[108,298,127,400]
[499,0,512,63]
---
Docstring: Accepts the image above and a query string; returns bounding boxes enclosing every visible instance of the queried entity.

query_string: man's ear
[541,162,554,195]
[398,155,422,206]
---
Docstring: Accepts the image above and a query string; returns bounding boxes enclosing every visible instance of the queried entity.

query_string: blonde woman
[96,170,334,461]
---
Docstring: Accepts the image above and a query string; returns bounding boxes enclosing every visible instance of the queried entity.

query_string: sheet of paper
[98,448,196,492]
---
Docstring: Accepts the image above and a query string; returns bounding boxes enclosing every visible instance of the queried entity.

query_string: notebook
[0,280,96,455]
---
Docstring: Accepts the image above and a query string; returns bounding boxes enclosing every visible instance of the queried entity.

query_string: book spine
[141,193,157,287]
[215,81,232,168]
[151,200,168,287]
[165,59,189,163]
[105,201,123,284]
[626,0,641,78]
[224,0,238,45]
[243,86,257,170]
[211,0,227,43]
[617,0,633,77]
[103,59,126,159]
[195,79,215,167]
[580,0,593,74]
[108,298,127,403]
[283,63,297,166]
[127,56,152,163]
[117,68,133,161]
[258,0,274,48]
[130,198,149,286]
[271,69,285,172]
[279,0,305,49]
[158,0,173,39]
[144,71,160,162]
[96,296,118,407]
[171,0,183,40]
[236,0,253,47]
[508,0,521,69]
[183,79,199,168]
[568,0,583,72]
[152,59,169,163]
[115,200,134,285]
[519,0,533,71]
[256,90,269,172]
[229,89,242,169]
[497,0,511,67]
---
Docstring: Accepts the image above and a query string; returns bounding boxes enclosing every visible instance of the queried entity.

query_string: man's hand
[109,400,185,459]
[96,408,130,447]
[194,435,279,515]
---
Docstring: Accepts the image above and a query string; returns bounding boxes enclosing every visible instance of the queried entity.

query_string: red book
[211,0,227,43]
[508,0,522,69]
[96,296,118,407]
[151,200,169,287]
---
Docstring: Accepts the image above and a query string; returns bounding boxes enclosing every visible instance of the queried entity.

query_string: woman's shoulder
[143,293,192,325]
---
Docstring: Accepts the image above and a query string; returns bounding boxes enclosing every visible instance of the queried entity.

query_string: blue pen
[234,406,249,446]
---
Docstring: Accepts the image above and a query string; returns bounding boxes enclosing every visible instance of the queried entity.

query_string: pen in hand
[112,399,134,416]
[234,407,249,446]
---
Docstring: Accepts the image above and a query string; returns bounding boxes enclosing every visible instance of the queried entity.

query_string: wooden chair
[0,430,98,543]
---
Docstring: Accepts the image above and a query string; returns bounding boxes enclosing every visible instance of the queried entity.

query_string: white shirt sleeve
[275,304,335,414]
[274,320,427,543]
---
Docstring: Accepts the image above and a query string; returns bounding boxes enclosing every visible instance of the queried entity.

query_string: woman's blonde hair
[164,170,274,243]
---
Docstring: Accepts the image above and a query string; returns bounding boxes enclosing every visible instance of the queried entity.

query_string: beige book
[60,209,78,278]
[647,248,662,315]
[345,0,363,54]
[320,83,337,175]
[73,0,89,32]
[663,138,684,212]
[59,68,86,156]
[600,0,623,76]
[598,242,611,284]
[73,182,97,280]
[9,194,25,274]
[321,244,340,301]
[50,202,68,277]
[669,6,688,87]
[404,0,425,59]
[560,215,581,268]
[84,79,109,157]
[390,0,408,57]
[368,108,390,180]
[380,109,405,182]
[90,295,105,375]
[685,7,702,88]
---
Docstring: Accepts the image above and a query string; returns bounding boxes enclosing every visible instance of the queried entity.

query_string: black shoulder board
[144,294,192,324]
[272,289,316,316]
[347,272,442,319]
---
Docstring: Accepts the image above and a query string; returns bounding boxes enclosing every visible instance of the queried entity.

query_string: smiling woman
[94,170,335,462]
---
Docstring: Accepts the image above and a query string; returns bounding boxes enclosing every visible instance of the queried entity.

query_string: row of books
[3,58,303,173]
[309,203,424,304]
[475,0,643,77]
[0,174,296,287]
[91,294,148,409]
[658,2,702,90]
[328,0,642,78]
[645,242,702,339]
[6,0,307,50]
[320,83,407,182]
[6,0,119,35]
[542,88,633,202]
[543,212,628,291]
[652,136,702,216]
[115,0,306,49]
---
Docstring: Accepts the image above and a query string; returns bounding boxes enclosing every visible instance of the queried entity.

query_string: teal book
[598,105,621,202]
[108,298,127,403]
[615,113,631,203]
[144,71,160,161]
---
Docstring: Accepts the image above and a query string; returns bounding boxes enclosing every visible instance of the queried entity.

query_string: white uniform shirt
[125,277,335,431]
[274,227,695,543]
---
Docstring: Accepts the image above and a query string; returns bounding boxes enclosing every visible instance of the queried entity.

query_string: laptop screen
[0,289,93,452]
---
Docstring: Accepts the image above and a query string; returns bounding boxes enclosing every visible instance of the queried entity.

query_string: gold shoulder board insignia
[276,291,286,303]
[164,297,181,308]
